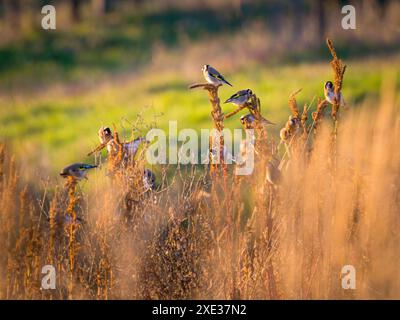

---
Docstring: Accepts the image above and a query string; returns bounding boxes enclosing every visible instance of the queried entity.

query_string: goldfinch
[240,113,275,128]
[324,81,345,107]
[240,114,256,129]
[202,64,233,86]
[143,169,156,191]
[287,115,302,135]
[60,163,97,180]
[98,126,146,160]
[225,89,252,106]
[98,126,113,144]
[125,137,147,157]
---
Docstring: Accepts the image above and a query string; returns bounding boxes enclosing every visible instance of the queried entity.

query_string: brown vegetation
[0,40,399,300]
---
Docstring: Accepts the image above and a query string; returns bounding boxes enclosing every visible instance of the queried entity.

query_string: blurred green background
[0,0,399,178]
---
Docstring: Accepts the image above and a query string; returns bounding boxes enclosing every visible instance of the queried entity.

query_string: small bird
[324,81,345,107]
[98,126,113,144]
[125,137,147,157]
[240,114,256,129]
[225,89,252,106]
[240,113,275,128]
[60,163,97,180]
[287,115,302,135]
[143,169,156,191]
[98,126,146,161]
[202,65,233,86]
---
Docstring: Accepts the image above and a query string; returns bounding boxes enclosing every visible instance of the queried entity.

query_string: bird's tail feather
[224,79,233,87]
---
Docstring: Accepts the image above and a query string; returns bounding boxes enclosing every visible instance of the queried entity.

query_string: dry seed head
[326,38,347,120]
[312,98,328,122]
[288,88,302,118]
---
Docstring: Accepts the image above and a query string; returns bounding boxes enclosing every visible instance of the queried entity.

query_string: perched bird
[240,114,256,129]
[266,157,281,186]
[280,115,302,143]
[125,137,147,157]
[287,115,302,135]
[202,65,233,87]
[98,126,113,144]
[324,81,345,107]
[143,169,156,191]
[240,113,275,128]
[225,89,252,106]
[60,163,97,180]
[98,126,146,161]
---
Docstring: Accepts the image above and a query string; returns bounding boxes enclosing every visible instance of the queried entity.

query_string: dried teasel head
[312,98,328,122]
[288,88,302,118]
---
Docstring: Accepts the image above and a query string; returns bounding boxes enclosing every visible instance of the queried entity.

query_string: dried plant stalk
[301,104,308,134]
[87,142,107,157]
[326,38,347,121]
[289,88,302,118]
[189,83,226,175]
[312,98,329,133]
[65,176,78,297]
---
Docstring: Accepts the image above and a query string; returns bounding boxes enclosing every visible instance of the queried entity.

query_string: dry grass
[0,41,399,300]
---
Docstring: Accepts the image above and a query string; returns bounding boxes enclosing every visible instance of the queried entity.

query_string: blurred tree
[0,0,4,18]
[377,0,388,17]
[290,0,303,43]
[71,0,83,22]
[92,0,114,15]
[315,0,325,41]
[104,0,113,13]
[4,0,21,30]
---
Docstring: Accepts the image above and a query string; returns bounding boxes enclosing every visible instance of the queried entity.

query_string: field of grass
[1,68,399,299]
[1,54,399,176]
[1,0,400,300]
[1,1,399,177]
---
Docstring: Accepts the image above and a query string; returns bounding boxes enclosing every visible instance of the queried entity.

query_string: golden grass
[0,41,399,300]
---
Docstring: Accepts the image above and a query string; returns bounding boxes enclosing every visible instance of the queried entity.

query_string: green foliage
[0,55,398,173]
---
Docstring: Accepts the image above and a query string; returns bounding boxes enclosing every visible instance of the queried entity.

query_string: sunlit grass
[0,54,399,174]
